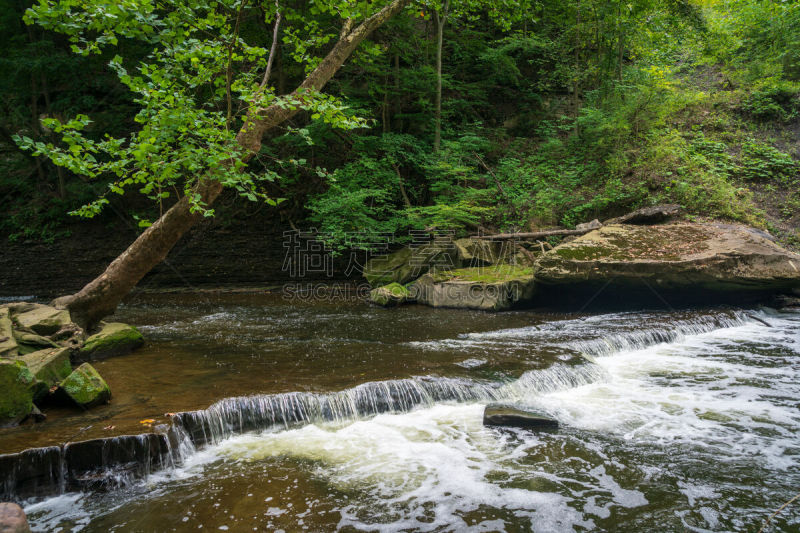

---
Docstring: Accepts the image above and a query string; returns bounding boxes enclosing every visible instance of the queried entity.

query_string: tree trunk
[433,0,448,153]
[54,0,411,330]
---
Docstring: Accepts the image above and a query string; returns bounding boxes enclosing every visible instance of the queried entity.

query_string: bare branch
[260,0,282,88]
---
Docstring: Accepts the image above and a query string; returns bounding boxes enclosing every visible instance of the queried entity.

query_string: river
[3,292,799,531]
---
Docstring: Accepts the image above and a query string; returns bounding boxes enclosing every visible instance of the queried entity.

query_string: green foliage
[2,0,799,249]
[739,143,798,184]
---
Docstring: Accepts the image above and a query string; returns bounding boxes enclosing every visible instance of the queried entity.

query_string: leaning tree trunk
[54,0,410,330]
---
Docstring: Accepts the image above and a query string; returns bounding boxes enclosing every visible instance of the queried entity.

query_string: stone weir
[0,364,606,503]
[0,433,174,501]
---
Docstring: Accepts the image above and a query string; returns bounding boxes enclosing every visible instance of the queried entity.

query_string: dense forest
[1,0,799,251]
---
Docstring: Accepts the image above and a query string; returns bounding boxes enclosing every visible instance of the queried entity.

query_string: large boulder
[410,266,536,311]
[364,241,460,287]
[0,360,35,427]
[57,363,111,408]
[76,322,144,362]
[369,283,411,307]
[14,305,72,336]
[536,223,800,293]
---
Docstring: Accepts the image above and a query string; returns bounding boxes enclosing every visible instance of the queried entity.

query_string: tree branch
[260,0,282,88]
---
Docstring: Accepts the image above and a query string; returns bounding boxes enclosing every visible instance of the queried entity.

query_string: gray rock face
[536,223,800,292]
[14,305,72,336]
[0,502,31,533]
[483,404,559,430]
[454,238,504,267]
[410,267,536,311]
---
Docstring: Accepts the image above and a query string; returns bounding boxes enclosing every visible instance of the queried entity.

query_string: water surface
[5,293,799,531]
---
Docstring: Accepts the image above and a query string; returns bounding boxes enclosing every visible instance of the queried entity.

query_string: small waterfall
[0,433,179,503]
[568,310,758,358]
[173,377,503,447]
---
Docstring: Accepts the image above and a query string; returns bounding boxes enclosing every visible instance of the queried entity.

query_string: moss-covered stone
[77,322,144,361]
[21,347,73,386]
[0,359,35,427]
[369,282,411,307]
[363,242,461,287]
[410,266,536,311]
[58,363,111,408]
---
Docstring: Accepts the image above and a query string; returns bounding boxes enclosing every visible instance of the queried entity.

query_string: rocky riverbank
[367,213,800,310]
[0,303,143,427]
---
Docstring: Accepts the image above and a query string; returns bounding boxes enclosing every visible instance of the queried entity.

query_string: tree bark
[433,0,448,153]
[475,228,594,241]
[54,0,411,329]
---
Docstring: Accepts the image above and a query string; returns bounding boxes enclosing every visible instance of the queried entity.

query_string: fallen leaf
[139,418,156,425]
[103,425,116,430]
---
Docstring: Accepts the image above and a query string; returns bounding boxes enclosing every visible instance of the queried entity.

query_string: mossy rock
[363,247,414,287]
[409,266,536,311]
[76,322,144,362]
[364,242,461,287]
[15,305,72,336]
[0,359,35,427]
[21,347,73,386]
[369,283,411,307]
[57,363,111,408]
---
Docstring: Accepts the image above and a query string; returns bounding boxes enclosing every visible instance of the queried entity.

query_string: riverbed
[3,293,799,531]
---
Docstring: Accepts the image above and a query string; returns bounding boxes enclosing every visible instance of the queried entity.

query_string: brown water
[3,292,800,531]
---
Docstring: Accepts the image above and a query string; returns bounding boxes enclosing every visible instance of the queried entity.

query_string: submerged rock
[410,266,536,311]
[536,223,800,293]
[76,322,144,362]
[57,363,111,408]
[0,502,31,533]
[369,283,411,307]
[483,404,559,430]
[0,360,35,427]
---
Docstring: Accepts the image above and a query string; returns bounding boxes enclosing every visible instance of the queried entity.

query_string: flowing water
[3,293,800,531]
